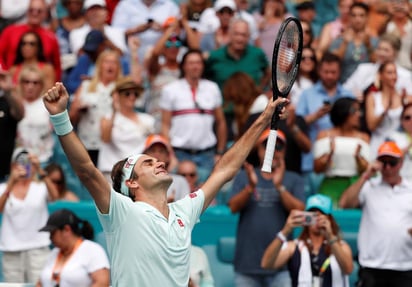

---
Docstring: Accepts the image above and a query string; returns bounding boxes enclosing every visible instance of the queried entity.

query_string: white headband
[120,154,143,196]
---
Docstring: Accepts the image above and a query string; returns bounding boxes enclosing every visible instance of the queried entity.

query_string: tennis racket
[261,17,303,173]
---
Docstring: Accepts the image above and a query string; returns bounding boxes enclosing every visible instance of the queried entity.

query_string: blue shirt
[296,81,354,172]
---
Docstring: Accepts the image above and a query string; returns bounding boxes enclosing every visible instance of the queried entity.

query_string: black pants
[358,267,412,287]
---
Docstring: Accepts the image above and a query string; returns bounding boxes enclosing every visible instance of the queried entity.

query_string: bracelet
[277,231,287,243]
[328,237,339,245]
[50,110,73,136]
[277,185,287,193]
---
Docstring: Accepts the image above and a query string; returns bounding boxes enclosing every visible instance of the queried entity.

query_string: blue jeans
[235,270,291,287]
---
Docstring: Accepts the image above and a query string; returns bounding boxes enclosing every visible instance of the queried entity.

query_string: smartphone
[301,211,317,226]
[16,152,31,178]
[147,18,153,23]
[323,100,331,106]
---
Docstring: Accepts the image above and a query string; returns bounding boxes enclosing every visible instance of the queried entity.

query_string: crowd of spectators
[0,0,412,286]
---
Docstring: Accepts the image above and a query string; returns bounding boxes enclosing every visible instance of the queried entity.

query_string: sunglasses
[303,29,311,34]
[218,8,235,15]
[275,142,285,151]
[121,90,140,98]
[21,79,41,85]
[302,55,315,61]
[28,8,44,14]
[22,41,37,47]
[179,172,197,178]
[349,106,361,115]
[378,158,399,167]
[402,115,411,121]
[51,179,64,185]
[165,40,182,48]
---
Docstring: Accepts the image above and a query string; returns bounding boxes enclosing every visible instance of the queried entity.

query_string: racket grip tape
[261,129,278,173]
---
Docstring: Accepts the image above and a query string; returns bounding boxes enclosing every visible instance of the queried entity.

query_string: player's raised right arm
[43,83,111,213]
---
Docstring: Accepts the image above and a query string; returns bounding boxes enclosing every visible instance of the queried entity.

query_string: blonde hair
[88,50,123,93]
[18,65,45,93]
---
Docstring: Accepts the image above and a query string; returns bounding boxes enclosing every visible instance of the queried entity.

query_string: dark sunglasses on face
[275,142,285,151]
[218,8,234,15]
[402,115,411,121]
[302,55,315,61]
[179,172,197,178]
[378,158,399,167]
[121,90,140,98]
[51,179,64,185]
[165,40,182,48]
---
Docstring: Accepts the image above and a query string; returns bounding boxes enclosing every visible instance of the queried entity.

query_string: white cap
[214,0,236,11]
[120,154,143,197]
[84,0,106,10]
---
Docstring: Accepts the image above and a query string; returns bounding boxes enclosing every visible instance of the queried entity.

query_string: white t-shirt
[160,79,222,150]
[97,112,155,172]
[76,81,115,150]
[97,189,205,287]
[16,97,54,164]
[39,239,110,287]
[313,136,371,177]
[0,182,50,251]
[358,177,412,270]
[389,131,412,182]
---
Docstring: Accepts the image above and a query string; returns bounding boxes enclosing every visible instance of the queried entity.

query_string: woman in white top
[314,97,370,207]
[365,61,403,158]
[99,77,155,182]
[69,50,123,166]
[37,209,110,287]
[0,148,59,283]
[16,66,55,166]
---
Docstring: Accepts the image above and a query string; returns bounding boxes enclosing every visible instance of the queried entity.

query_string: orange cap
[258,129,286,145]
[144,134,171,153]
[377,141,402,158]
[163,17,177,29]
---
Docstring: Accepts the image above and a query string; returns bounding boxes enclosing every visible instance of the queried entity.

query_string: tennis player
[42,82,288,287]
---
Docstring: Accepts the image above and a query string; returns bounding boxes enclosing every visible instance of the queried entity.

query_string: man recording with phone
[340,141,412,287]
[228,129,305,287]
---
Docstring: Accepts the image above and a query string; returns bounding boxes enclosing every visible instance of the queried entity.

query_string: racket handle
[261,129,278,173]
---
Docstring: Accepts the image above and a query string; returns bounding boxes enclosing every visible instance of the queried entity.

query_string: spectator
[0,148,58,283]
[0,64,25,182]
[253,0,290,63]
[99,76,155,182]
[16,66,55,166]
[145,23,184,132]
[143,134,191,202]
[52,0,86,76]
[389,103,412,182]
[261,194,353,287]
[9,31,56,90]
[178,160,201,193]
[180,0,212,32]
[0,0,62,80]
[329,2,379,82]
[0,0,29,33]
[365,61,403,158]
[199,0,236,53]
[301,20,316,49]
[385,0,412,70]
[44,163,80,202]
[205,18,270,91]
[189,245,215,287]
[295,0,319,37]
[313,97,371,207]
[317,0,353,60]
[37,209,110,287]
[161,49,227,182]
[69,49,123,166]
[340,141,412,287]
[296,52,354,195]
[111,0,179,62]
[344,33,412,102]
[69,0,127,56]
[228,129,305,287]
[42,81,289,286]
[289,46,318,105]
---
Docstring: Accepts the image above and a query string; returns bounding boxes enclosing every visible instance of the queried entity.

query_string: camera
[301,211,317,226]
[323,100,331,106]
[147,18,154,23]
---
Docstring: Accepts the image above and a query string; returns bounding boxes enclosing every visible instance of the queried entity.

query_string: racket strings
[276,23,300,93]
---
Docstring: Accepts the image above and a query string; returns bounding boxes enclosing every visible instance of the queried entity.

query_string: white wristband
[49,110,73,136]
[277,231,287,243]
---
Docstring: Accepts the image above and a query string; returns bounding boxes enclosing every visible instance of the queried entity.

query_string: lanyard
[51,238,83,285]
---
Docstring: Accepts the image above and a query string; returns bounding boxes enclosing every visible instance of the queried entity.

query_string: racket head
[271,17,303,99]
